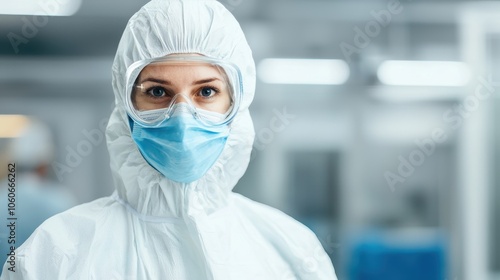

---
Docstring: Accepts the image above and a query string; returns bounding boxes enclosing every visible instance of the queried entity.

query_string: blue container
[348,231,446,280]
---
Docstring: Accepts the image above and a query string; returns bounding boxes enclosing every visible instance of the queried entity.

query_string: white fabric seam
[112,192,185,224]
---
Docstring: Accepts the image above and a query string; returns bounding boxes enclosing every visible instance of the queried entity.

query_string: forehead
[138,62,225,81]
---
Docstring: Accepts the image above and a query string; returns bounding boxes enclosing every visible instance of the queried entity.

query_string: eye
[199,87,218,98]
[147,86,167,98]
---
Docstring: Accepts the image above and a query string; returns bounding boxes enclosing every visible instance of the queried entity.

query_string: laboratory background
[0,0,499,279]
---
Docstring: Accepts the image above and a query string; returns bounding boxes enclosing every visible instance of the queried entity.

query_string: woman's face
[132,60,232,114]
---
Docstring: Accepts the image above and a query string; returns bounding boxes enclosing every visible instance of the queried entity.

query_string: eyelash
[143,86,170,99]
[199,86,220,99]
[142,85,221,100]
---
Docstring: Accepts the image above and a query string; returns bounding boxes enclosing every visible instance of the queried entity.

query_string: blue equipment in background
[348,230,446,280]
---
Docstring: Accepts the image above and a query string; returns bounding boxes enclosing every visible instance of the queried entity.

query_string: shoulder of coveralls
[1,196,120,279]
[229,193,336,277]
[29,195,119,248]
[230,193,325,243]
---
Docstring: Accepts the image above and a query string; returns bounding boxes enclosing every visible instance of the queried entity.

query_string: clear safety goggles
[125,55,243,127]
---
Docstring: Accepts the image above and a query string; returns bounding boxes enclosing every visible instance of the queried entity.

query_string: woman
[1,0,338,279]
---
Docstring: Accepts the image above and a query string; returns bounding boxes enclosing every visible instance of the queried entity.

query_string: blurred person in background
[0,119,77,265]
[1,0,337,279]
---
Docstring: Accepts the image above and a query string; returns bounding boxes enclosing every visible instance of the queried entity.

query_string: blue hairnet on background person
[1,0,338,279]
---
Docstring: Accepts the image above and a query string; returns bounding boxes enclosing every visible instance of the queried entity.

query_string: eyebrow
[139,77,222,85]
[192,78,222,85]
[140,78,172,85]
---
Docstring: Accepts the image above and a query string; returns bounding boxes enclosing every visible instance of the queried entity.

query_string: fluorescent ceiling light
[377,60,471,87]
[0,0,81,16]
[257,58,350,85]
[371,87,463,102]
[0,115,30,138]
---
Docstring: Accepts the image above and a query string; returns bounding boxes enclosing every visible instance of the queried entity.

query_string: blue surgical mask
[129,104,229,183]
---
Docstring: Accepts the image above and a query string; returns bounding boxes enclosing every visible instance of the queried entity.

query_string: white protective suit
[1,0,338,279]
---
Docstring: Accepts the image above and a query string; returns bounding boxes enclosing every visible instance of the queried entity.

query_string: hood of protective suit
[108,0,255,218]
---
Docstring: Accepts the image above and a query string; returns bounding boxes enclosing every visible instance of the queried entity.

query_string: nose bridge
[168,93,199,117]
[171,92,192,106]
[173,93,188,104]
